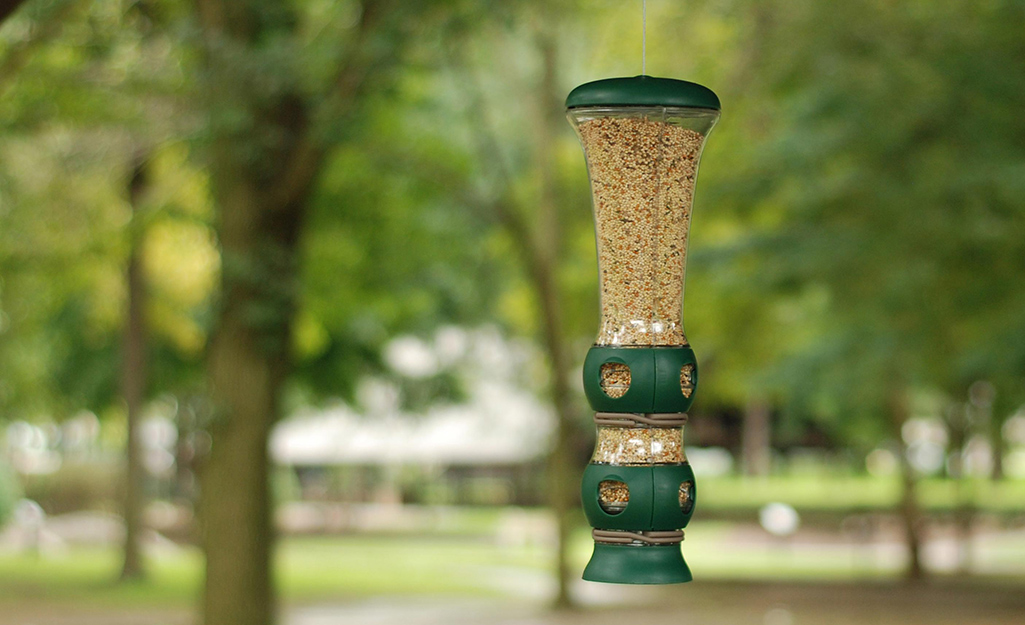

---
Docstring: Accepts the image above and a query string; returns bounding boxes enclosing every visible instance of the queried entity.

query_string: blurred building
[271,328,556,507]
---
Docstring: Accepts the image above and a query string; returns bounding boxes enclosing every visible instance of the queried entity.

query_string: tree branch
[443,28,539,261]
[0,0,30,27]
[267,0,389,213]
[0,0,81,96]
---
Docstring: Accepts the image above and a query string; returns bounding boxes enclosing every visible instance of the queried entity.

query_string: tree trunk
[990,394,1011,481]
[973,381,1002,480]
[449,12,580,608]
[120,153,149,582]
[200,179,305,625]
[741,396,772,476]
[0,0,29,25]
[945,400,973,574]
[534,253,576,609]
[174,397,197,503]
[531,29,582,610]
[889,387,925,580]
[192,2,387,623]
[201,316,277,625]
[538,288,577,610]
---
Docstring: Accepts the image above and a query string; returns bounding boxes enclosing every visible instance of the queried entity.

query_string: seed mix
[577,116,703,346]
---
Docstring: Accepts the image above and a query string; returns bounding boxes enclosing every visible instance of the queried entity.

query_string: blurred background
[1,0,1024,624]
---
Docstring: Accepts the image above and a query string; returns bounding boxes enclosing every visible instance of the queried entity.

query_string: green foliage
[676,0,1025,435]
[0,1,213,421]
[1,0,1023,459]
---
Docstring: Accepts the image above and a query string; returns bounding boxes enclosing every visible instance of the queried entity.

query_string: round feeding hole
[600,363,631,398]
[680,364,695,398]
[598,480,629,515]
[679,481,695,515]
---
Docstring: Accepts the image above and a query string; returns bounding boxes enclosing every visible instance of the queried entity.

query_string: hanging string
[642,0,647,75]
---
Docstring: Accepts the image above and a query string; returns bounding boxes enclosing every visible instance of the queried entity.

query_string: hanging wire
[642,0,647,75]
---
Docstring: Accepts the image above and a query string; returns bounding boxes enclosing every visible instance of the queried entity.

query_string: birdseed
[680,364,695,398]
[592,426,685,465]
[600,362,631,398]
[598,479,629,512]
[576,116,704,346]
[679,481,694,514]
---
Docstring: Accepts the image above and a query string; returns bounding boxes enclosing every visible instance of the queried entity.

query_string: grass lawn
[7,520,1024,612]
[698,475,1025,513]
[0,546,200,610]
[0,533,555,611]
[1,477,1023,617]
[3,537,1024,625]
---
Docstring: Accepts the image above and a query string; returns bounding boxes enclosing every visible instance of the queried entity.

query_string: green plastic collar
[583,346,698,414]
[566,75,720,110]
[582,464,697,531]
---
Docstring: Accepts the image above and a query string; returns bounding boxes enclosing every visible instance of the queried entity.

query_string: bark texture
[200,183,301,625]
[194,3,309,622]
[533,32,581,610]
[741,397,772,476]
[456,24,582,608]
[889,387,925,580]
[120,154,149,581]
[194,2,384,623]
[0,0,29,26]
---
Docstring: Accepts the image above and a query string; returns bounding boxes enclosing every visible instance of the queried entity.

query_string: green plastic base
[582,542,692,585]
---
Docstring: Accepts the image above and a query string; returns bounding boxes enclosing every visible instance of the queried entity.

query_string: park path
[286,582,1025,625]
[5,581,1025,625]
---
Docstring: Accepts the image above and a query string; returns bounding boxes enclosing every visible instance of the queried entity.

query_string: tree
[189,1,452,622]
[693,0,1025,578]
[120,151,149,581]
[0,2,30,25]
[1,0,214,583]
[440,4,598,605]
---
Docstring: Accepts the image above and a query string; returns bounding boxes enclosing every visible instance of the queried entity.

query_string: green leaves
[692,0,1025,432]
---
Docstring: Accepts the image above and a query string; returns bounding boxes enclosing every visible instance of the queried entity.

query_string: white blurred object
[13,499,44,528]
[142,417,178,449]
[686,447,733,477]
[61,411,101,454]
[865,448,898,477]
[433,326,469,366]
[1004,449,1025,478]
[902,417,948,447]
[384,335,439,378]
[273,328,555,467]
[0,499,64,555]
[4,422,62,475]
[907,441,945,475]
[764,607,794,625]
[963,435,994,477]
[1003,413,1025,445]
[759,502,800,537]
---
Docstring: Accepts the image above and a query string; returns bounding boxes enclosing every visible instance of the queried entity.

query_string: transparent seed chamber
[568,107,718,347]
[591,413,694,515]
[593,426,684,466]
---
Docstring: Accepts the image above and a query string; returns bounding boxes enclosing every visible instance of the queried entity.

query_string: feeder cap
[566,75,720,111]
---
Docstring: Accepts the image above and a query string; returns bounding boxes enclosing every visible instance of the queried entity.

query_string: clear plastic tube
[569,107,718,347]
[592,425,686,466]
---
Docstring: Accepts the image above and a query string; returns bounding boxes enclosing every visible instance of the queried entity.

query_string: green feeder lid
[566,75,720,111]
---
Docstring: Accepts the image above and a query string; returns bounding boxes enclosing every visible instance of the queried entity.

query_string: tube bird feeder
[567,75,720,584]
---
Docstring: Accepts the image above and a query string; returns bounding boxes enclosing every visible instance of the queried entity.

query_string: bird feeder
[567,76,720,584]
